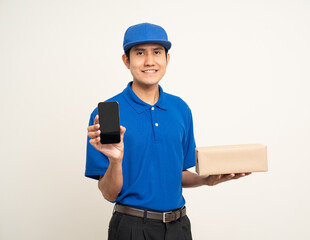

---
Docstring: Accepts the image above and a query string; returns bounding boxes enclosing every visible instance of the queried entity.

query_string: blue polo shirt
[85,82,196,211]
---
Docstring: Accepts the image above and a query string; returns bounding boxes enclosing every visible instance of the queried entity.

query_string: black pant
[108,211,192,240]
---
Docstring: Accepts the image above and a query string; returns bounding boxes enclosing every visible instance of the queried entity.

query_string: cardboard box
[195,144,268,176]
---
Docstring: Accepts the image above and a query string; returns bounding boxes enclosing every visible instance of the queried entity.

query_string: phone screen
[98,101,120,144]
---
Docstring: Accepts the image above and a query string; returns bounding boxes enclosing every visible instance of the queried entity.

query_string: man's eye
[137,52,144,55]
[154,51,161,55]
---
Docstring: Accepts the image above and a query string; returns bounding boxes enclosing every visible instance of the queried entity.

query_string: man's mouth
[142,70,158,73]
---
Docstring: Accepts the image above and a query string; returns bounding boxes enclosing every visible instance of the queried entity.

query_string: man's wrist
[109,156,123,164]
[201,175,210,186]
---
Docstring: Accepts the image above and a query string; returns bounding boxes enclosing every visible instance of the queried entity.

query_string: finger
[89,136,101,144]
[94,115,99,125]
[87,123,100,132]
[120,126,126,141]
[240,172,251,177]
[88,130,100,139]
[222,173,235,180]
[231,173,244,179]
[232,173,250,179]
[120,126,126,135]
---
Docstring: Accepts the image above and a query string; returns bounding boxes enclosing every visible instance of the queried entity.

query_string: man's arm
[87,115,126,201]
[98,158,123,202]
[182,170,251,187]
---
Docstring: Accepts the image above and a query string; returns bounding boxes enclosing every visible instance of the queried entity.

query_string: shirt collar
[123,82,168,113]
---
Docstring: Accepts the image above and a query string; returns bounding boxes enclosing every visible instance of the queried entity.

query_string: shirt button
[155,123,159,127]
[151,107,155,110]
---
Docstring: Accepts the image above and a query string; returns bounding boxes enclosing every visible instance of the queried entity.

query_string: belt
[114,204,187,223]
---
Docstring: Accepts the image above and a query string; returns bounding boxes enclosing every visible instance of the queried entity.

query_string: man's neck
[131,81,160,105]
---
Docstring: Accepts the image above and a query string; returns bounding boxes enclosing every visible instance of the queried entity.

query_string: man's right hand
[87,115,126,162]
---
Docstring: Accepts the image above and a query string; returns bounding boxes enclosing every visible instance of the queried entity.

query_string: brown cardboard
[195,144,268,176]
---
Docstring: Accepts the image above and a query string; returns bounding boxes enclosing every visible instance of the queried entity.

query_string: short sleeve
[85,109,109,180]
[182,108,196,170]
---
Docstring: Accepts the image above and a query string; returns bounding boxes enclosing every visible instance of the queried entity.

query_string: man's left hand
[203,173,251,186]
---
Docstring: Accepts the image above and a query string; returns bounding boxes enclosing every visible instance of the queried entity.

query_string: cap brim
[124,40,171,53]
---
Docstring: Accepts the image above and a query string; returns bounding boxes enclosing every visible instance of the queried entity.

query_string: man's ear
[122,54,130,69]
[166,53,170,65]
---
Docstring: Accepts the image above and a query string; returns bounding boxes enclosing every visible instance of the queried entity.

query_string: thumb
[120,126,126,141]
[94,115,99,125]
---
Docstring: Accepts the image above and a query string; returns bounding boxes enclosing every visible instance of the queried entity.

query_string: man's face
[122,43,170,87]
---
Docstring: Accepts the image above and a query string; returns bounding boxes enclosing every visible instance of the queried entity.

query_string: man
[86,23,250,240]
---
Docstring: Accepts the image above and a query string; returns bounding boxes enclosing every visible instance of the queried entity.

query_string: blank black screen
[98,101,120,144]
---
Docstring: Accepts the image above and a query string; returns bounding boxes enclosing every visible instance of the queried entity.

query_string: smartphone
[98,101,120,144]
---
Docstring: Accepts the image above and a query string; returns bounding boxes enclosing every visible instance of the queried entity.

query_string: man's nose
[144,54,155,66]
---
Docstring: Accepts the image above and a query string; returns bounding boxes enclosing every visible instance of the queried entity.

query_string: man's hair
[125,48,168,61]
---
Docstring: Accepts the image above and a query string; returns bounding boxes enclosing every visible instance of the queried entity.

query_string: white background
[1,0,309,239]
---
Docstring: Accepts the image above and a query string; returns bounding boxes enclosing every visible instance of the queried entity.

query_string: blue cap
[123,23,172,53]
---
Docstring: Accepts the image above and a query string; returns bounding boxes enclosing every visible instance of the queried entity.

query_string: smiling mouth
[142,70,158,73]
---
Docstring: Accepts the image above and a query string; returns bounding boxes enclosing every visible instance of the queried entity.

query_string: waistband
[114,204,187,223]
